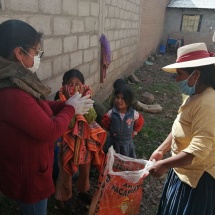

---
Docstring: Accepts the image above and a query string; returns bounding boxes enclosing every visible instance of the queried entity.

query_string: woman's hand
[150,132,172,161]
[66,93,94,115]
[149,150,164,161]
[149,150,166,178]
[149,152,194,178]
[149,160,168,178]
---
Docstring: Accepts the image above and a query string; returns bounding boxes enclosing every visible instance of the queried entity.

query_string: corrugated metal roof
[168,0,215,9]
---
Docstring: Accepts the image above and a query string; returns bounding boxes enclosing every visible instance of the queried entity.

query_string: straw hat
[162,43,215,73]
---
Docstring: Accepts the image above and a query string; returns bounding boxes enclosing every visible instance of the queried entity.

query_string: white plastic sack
[89,146,154,215]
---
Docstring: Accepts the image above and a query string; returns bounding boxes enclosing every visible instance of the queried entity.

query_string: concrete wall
[137,1,169,65]
[0,0,169,101]
[162,8,215,51]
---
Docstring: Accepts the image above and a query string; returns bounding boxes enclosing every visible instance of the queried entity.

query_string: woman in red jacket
[0,19,93,215]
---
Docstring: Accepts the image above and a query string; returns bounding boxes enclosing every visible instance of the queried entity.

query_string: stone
[127,74,140,83]
[141,92,155,104]
[136,101,162,114]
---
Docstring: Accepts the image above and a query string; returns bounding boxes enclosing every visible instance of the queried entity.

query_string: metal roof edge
[167,6,215,10]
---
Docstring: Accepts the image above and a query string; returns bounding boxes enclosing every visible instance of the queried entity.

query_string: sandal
[56,200,70,214]
[78,192,92,209]
[56,200,65,210]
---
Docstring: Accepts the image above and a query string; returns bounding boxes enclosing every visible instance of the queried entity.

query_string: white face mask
[28,55,41,72]
[20,47,41,72]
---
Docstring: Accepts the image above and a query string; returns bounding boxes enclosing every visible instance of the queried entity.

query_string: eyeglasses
[20,46,44,58]
[29,47,44,58]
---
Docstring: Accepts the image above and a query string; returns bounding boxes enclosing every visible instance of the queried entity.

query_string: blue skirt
[157,169,215,215]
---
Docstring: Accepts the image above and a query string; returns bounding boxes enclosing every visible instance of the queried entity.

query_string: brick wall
[95,0,142,99]
[0,0,169,101]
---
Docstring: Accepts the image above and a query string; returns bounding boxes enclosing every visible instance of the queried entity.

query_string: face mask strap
[187,70,196,80]
[19,47,34,58]
[20,60,26,68]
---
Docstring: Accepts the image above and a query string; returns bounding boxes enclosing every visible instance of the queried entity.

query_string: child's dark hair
[114,85,133,107]
[62,69,85,85]
[54,69,84,100]
[113,78,126,90]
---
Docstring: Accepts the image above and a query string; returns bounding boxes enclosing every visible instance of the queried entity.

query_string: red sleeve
[101,113,111,130]
[47,100,66,115]
[1,88,75,142]
[134,113,144,133]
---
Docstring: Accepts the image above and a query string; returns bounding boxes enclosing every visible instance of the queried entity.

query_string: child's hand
[79,84,85,95]
[62,85,73,100]
[132,131,137,138]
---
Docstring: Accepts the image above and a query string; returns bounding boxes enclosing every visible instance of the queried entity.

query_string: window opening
[180,14,202,32]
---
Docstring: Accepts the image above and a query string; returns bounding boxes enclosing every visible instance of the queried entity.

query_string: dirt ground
[0,52,178,215]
